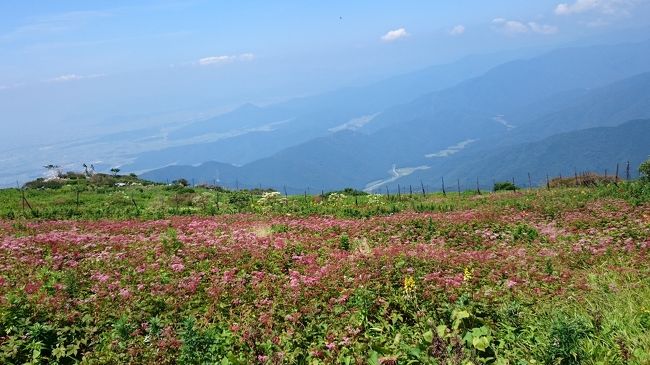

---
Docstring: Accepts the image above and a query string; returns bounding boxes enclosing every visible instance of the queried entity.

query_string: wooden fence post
[441,177,447,196]
[420,180,426,197]
[131,196,139,213]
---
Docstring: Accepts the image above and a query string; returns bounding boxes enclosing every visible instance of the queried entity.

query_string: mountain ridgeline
[141,39,650,192]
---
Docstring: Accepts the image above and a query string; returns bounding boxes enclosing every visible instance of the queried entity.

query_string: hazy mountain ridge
[141,40,650,191]
[408,119,650,189]
[124,50,535,171]
[142,119,650,192]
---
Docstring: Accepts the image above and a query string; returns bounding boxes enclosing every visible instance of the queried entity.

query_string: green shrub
[179,318,245,364]
[228,191,253,210]
[172,178,190,187]
[512,223,539,243]
[330,188,368,196]
[493,181,517,191]
[545,314,592,365]
[640,158,650,182]
[339,233,350,250]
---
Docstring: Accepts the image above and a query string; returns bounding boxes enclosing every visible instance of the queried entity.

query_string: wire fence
[174,161,639,196]
[7,160,642,219]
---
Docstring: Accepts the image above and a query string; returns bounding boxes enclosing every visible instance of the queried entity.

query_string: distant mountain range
[406,119,650,190]
[125,49,534,170]
[141,39,650,192]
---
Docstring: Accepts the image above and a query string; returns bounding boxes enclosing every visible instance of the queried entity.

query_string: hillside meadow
[0,180,649,364]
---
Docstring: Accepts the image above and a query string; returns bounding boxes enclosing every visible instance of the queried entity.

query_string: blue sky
[1,0,650,146]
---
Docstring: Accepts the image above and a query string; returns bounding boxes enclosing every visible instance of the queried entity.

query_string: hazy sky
[2,0,650,146]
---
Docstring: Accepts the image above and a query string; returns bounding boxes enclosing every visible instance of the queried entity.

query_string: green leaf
[423,330,434,343]
[393,333,402,345]
[472,336,490,352]
[32,346,41,360]
[368,350,380,365]
[67,343,80,356]
[408,347,422,359]
[452,310,470,321]
[452,310,470,330]
[52,345,66,359]
[436,324,448,338]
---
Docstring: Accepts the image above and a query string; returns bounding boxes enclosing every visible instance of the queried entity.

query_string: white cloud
[555,0,639,16]
[492,18,529,34]
[46,74,105,82]
[198,53,255,66]
[449,25,466,36]
[198,55,233,65]
[492,18,558,35]
[381,28,409,42]
[528,22,559,34]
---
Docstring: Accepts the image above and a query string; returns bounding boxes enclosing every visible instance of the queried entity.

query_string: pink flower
[171,262,185,272]
[24,281,41,294]
[119,288,132,299]
[94,273,110,283]
[288,270,301,289]
[222,269,237,284]
[179,273,202,294]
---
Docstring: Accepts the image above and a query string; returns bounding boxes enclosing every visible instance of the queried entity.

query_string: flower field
[1,189,650,364]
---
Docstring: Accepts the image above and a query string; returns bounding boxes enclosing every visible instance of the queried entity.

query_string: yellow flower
[463,267,473,282]
[403,275,416,294]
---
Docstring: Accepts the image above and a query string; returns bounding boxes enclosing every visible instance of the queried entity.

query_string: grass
[2,179,649,220]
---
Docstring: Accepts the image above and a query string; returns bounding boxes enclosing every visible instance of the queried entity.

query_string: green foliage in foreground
[0,181,649,363]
